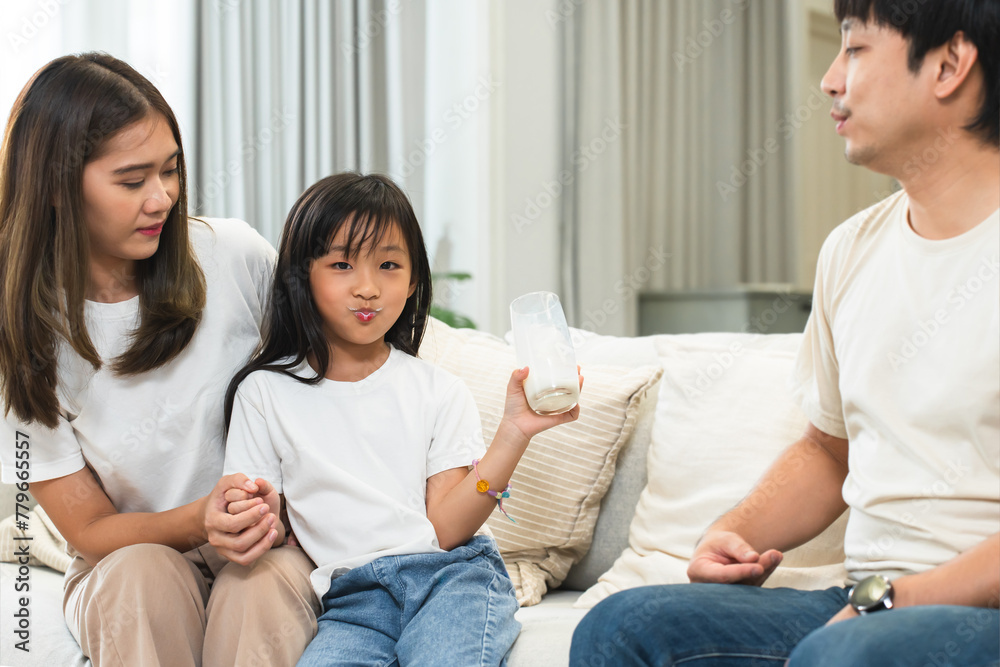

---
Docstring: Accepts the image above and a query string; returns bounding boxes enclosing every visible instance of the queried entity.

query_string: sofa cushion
[509,590,588,667]
[558,381,656,592]
[576,332,848,608]
[0,563,89,666]
[419,318,662,606]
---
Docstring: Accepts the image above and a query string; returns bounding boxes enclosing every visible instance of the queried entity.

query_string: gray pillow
[559,383,657,591]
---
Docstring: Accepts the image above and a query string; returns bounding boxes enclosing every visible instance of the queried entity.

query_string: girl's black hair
[224,172,432,428]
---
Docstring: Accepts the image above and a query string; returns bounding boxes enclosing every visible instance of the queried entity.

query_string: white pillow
[576,332,848,608]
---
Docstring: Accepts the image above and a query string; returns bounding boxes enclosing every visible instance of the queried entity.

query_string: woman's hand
[501,366,582,440]
[203,473,281,566]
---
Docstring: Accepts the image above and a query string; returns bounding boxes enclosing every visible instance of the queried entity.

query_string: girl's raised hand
[502,366,582,440]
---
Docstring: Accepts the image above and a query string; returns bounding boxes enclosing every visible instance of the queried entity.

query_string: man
[570,1,999,665]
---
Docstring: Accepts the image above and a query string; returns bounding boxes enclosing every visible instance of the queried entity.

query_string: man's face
[821,18,938,174]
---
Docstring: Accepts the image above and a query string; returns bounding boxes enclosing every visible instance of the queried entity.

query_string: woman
[0,53,319,666]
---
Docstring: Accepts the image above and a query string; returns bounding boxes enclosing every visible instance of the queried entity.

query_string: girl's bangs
[324,208,402,259]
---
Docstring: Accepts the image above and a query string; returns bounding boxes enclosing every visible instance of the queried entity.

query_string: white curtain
[195,0,428,243]
[565,0,793,335]
[626,0,793,290]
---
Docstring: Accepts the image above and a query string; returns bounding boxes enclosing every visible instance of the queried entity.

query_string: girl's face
[309,220,417,353]
[81,113,180,291]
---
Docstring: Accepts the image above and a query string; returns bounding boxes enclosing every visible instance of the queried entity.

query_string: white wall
[486,0,563,335]
[1,0,198,184]
[1,2,65,120]
[422,0,495,332]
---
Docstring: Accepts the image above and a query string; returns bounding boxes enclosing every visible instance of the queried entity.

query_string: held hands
[687,530,783,586]
[502,366,582,440]
[203,473,282,566]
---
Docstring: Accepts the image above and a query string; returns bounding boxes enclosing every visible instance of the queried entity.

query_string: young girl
[0,53,319,666]
[220,172,581,666]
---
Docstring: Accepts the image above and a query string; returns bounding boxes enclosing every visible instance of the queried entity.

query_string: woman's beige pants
[63,543,320,667]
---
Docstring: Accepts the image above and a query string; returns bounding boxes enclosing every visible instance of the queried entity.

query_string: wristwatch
[848,574,895,614]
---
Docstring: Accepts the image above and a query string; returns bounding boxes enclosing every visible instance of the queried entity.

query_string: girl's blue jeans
[297,535,520,667]
[570,583,1000,667]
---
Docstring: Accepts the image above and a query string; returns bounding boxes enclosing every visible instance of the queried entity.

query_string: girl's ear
[407,279,417,298]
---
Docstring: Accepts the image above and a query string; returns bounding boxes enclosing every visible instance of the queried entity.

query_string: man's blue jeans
[569,583,1000,666]
[297,535,520,667]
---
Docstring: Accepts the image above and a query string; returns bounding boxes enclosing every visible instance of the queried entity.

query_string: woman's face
[81,113,180,291]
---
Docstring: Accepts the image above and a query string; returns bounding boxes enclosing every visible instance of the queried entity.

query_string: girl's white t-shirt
[223,347,486,598]
[0,218,276,514]
[793,191,999,582]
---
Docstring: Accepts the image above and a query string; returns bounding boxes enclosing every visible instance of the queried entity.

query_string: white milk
[519,324,579,415]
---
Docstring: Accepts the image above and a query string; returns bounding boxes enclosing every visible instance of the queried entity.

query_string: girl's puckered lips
[350,307,382,322]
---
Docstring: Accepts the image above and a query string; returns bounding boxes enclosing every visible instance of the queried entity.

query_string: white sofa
[0,320,848,667]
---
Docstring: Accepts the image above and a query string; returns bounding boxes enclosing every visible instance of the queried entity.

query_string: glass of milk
[510,291,580,415]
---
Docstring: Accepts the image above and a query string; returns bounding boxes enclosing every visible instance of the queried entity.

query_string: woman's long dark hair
[224,172,432,428]
[0,53,205,428]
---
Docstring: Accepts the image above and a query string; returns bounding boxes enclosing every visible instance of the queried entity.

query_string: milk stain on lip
[350,308,382,322]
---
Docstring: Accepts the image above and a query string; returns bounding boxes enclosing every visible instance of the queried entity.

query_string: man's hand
[204,473,279,566]
[688,530,784,586]
[825,604,858,626]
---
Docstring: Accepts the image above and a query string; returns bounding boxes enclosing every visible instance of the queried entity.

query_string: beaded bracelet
[472,459,515,523]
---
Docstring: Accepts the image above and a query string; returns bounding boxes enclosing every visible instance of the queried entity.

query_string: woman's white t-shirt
[223,347,486,598]
[0,218,276,514]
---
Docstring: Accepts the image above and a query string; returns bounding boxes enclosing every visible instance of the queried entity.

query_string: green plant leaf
[431,272,473,282]
[430,306,476,329]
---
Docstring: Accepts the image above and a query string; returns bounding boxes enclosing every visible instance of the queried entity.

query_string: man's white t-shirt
[793,190,1000,582]
[223,347,486,598]
[0,218,276,515]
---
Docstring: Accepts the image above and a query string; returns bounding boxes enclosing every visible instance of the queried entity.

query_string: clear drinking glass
[509,291,580,415]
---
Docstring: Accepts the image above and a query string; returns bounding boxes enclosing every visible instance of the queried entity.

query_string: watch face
[852,576,889,608]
